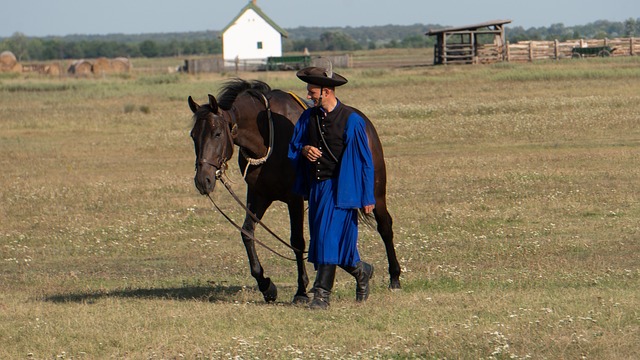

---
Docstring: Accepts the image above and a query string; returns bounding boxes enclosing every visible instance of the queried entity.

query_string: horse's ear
[188,96,200,113]
[208,94,219,114]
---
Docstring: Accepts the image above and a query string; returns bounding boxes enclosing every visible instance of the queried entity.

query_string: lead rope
[206,193,301,261]
[240,93,274,178]
[206,174,307,261]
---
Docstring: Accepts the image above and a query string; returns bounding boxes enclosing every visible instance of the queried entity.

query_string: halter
[194,108,235,179]
[196,158,228,179]
[196,91,310,262]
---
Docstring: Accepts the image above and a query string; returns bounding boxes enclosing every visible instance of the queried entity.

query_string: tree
[163,40,182,57]
[25,38,44,61]
[139,40,158,57]
[6,32,29,61]
[624,18,636,37]
[594,31,608,39]
[401,34,429,48]
[320,31,360,51]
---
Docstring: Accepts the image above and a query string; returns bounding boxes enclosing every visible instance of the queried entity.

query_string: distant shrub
[1,83,76,92]
[136,74,181,85]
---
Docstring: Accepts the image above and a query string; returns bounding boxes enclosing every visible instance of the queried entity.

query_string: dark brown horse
[188,79,400,303]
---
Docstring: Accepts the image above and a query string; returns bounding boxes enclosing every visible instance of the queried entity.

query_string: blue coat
[288,101,375,266]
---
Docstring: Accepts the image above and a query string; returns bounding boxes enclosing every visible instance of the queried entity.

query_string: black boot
[309,264,336,310]
[341,261,374,302]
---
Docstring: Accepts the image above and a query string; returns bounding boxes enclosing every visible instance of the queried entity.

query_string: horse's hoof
[261,279,278,303]
[389,278,402,290]
[292,294,310,305]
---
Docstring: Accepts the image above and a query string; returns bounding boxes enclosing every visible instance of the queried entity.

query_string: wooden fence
[506,37,639,62]
[161,37,640,74]
[182,54,353,74]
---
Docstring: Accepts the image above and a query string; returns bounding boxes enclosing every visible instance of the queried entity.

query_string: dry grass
[1,56,639,359]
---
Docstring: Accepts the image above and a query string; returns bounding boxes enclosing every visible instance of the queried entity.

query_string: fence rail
[506,37,638,62]
[170,37,640,74]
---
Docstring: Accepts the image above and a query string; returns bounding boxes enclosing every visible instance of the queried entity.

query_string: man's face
[306,84,323,107]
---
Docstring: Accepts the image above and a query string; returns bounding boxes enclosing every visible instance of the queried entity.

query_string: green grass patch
[0,82,78,92]
[1,56,639,359]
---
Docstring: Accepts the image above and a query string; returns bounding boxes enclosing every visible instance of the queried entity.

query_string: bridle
[194,107,236,179]
[194,97,307,261]
[195,158,228,179]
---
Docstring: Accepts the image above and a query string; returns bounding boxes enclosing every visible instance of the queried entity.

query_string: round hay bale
[111,57,131,73]
[1,50,18,70]
[11,62,23,73]
[68,59,93,75]
[93,57,112,74]
[45,63,62,76]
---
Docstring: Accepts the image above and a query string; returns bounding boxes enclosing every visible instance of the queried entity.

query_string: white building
[221,0,288,65]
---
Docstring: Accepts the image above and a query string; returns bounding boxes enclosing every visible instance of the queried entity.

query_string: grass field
[1,55,640,359]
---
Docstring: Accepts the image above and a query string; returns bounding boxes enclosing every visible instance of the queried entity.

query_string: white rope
[241,93,274,178]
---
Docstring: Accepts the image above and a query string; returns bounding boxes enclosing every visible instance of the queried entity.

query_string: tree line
[1,18,638,62]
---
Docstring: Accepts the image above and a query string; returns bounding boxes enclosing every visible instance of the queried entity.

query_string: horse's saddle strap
[288,91,309,110]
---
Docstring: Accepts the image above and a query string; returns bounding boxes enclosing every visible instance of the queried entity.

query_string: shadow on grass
[41,284,255,304]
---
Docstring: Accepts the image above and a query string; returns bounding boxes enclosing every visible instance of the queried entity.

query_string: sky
[1,0,638,38]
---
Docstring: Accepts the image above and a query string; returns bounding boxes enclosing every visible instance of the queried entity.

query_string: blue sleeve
[336,113,375,209]
[288,109,312,198]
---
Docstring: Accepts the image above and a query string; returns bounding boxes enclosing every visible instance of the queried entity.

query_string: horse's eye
[215,132,222,138]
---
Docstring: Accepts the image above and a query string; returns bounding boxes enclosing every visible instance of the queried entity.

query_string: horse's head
[188,94,235,195]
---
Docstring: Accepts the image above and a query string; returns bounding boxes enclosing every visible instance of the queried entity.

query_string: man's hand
[363,204,375,214]
[302,145,322,162]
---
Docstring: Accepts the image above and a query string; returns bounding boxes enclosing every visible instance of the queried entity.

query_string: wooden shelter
[427,20,512,65]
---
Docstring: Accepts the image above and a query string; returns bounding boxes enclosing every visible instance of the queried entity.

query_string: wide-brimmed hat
[296,66,348,87]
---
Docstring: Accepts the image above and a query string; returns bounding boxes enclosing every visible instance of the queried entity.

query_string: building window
[257,41,263,49]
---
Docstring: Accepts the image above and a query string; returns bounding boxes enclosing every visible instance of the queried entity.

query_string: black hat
[296,66,348,87]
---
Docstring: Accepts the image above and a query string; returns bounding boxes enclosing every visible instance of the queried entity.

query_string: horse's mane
[217,78,272,110]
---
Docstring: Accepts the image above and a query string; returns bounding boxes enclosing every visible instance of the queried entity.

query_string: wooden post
[443,33,448,65]
[502,25,507,62]
[554,39,559,60]
[528,41,534,62]
[472,33,477,64]
[506,41,511,62]
[631,38,635,56]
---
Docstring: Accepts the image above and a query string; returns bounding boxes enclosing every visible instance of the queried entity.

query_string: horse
[188,79,401,303]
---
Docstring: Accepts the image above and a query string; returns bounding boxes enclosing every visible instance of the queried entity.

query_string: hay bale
[93,57,112,74]
[68,59,93,75]
[111,57,131,73]
[1,50,18,71]
[45,63,62,76]
[10,62,23,73]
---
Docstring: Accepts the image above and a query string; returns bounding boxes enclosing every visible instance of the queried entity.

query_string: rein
[202,90,311,262]
[206,173,307,262]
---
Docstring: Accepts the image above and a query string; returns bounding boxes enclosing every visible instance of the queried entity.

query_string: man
[288,64,375,309]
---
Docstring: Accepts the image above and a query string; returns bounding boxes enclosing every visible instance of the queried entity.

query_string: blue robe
[288,101,375,267]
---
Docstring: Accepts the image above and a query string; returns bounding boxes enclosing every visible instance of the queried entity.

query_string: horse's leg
[287,196,309,304]
[241,193,277,302]
[373,198,402,289]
